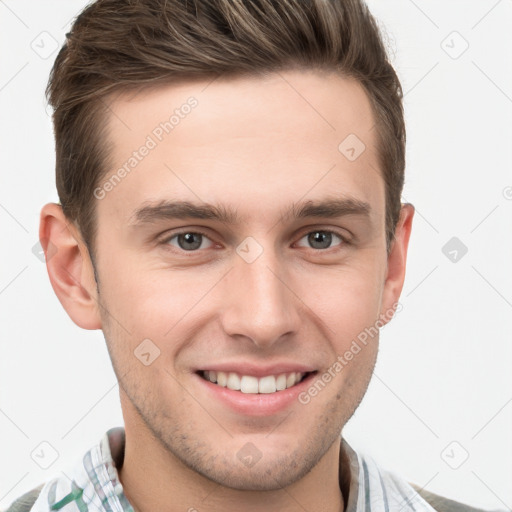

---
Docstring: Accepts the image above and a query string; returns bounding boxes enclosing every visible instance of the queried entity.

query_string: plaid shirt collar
[27,426,435,512]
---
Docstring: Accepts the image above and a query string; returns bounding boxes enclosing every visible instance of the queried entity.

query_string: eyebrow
[128,196,371,227]
[283,197,371,223]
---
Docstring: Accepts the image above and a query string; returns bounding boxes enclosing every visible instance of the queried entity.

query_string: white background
[1,0,511,510]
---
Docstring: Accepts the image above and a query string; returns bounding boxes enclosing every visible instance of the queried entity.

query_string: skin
[40,69,414,512]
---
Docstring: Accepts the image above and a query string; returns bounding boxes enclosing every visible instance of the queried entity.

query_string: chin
[195,458,314,491]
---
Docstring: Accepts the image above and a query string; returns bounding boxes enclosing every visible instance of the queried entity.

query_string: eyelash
[158,228,350,254]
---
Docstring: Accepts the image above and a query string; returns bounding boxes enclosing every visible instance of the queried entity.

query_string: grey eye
[168,232,212,251]
[297,231,343,250]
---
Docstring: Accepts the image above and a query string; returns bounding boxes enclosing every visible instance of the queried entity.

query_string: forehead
[98,70,384,229]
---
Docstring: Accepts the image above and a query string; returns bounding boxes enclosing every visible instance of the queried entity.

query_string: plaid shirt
[4,426,496,512]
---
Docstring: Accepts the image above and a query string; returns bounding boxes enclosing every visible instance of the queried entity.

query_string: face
[92,69,396,490]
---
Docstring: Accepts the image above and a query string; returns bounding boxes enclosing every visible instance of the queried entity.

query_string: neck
[117,425,348,512]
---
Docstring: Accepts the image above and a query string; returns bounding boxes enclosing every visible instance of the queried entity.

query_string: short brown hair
[46,0,405,260]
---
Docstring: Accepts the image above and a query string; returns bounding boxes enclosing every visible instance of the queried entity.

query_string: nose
[219,242,302,349]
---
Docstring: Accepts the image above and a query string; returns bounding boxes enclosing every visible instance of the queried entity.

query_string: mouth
[197,370,316,394]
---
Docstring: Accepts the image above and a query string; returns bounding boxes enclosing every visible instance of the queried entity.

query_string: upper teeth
[203,371,306,394]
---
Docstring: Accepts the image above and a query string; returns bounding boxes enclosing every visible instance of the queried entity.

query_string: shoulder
[3,483,45,512]
[411,482,506,512]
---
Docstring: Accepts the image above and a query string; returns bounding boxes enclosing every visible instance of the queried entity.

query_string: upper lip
[196,361,317,378]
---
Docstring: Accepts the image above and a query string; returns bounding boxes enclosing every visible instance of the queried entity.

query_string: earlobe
[39,203,102,330]
[379,203,415,322]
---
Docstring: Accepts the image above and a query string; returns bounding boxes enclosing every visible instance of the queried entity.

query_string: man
[4,0,500,511]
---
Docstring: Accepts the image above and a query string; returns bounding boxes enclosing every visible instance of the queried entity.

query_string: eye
[165,231,214,251]
[296,230,346,250]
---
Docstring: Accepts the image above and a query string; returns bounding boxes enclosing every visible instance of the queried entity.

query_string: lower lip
[195,372,317,416]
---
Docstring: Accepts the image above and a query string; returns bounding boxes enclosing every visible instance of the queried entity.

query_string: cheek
[96,253,202,336]
[295,263,384,342]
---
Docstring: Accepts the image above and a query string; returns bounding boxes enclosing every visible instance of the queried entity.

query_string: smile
[200,370,313,394]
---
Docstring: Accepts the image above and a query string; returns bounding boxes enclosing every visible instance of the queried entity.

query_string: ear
[379,203,415,322]
[39,203,102,330]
